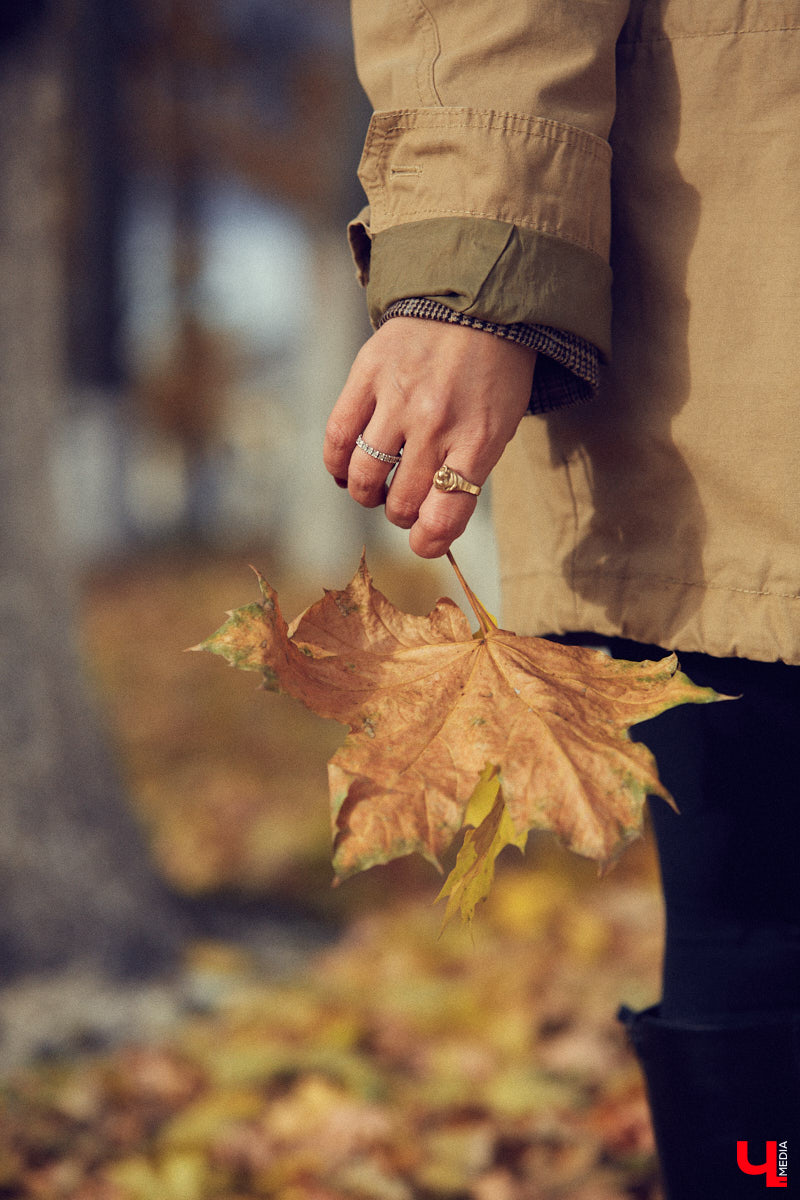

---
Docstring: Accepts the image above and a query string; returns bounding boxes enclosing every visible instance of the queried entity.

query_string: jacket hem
[498,568,800,666]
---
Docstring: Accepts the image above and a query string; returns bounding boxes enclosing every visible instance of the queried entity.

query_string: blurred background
[2,0,507,958]
[0,3,665,1196]
[33,0,503,584]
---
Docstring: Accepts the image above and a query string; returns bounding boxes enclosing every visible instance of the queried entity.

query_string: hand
[323,317,536,558]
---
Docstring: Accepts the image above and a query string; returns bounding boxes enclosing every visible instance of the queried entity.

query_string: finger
[323,365,375,482]
[384,434,444,530]
[347,423,405,509]
[409,488,478,558]
[408,456,488,558]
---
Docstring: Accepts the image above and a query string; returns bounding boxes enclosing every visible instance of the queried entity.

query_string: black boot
[619,1005,800,1198]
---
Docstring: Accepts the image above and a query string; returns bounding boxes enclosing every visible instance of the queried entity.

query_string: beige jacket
[349,0,800,664]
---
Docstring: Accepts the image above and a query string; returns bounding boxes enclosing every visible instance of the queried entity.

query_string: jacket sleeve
[348,0,630,360]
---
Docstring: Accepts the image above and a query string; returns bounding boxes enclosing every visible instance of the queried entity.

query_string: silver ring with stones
[355,433,402,466]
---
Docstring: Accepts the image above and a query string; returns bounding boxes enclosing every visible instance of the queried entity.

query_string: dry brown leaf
[197,553,722,883]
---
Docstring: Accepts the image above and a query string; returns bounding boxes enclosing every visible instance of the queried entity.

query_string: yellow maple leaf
[436,765,528,928]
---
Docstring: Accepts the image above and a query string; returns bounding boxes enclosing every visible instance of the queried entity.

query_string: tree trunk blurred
[0,11,181,980]
[66,0,127,391]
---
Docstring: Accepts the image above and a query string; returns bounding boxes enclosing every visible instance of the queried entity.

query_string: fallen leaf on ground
[198,553,722,895]
[0,858,665,1200]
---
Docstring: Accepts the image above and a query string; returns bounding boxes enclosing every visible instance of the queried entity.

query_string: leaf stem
[446,550,495,636]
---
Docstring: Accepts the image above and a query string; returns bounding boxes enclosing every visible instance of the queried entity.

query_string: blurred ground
[0,551,666,1199]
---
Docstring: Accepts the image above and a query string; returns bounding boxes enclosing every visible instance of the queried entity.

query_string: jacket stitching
[619,25,800,45]
[370,111,611,163]
[531,566,799,601]
[580,573,800,601]
[406,0,443,106]
[416,0,443,105]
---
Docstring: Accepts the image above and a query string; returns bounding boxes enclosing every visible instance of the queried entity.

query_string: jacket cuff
[348,212,612,360]
[348,105,614,358]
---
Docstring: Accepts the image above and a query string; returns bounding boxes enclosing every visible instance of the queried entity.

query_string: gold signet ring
[432,464,482,496]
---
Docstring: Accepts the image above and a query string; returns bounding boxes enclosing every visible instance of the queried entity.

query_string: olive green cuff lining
[362,217,612,359]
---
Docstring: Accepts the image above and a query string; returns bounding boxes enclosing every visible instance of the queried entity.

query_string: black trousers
[607,640,800,1022]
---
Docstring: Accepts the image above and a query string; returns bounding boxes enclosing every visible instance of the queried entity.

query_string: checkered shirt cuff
[378,298,599,414]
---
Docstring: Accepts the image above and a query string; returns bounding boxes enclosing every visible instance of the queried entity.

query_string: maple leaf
[436,765,527,928]
[196,553,723,887]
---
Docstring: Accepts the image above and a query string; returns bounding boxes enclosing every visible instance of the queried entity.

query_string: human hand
[323,317,536,558]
